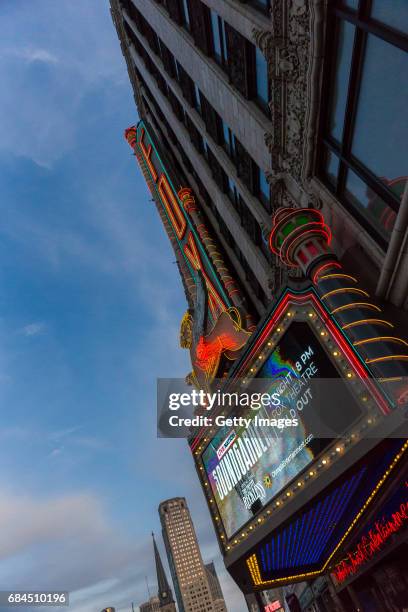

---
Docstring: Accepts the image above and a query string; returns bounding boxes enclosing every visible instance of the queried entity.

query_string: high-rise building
[139,596,161,612]
[205,563,227,612]
[152,533,177,612]
[159,497,216,612]
[111,0,408,610]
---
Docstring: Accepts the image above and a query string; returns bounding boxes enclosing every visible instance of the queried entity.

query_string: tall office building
[205,563,227,612]
[159,497,216,612]
[111,1,408,610]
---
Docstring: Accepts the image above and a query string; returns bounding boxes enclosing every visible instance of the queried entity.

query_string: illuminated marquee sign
[193,288,407,588]
[201,318,363,539]
[134,121,230,322]
[243,439,407,589]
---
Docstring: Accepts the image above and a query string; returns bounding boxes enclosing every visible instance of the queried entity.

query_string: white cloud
[2,47,59,65]
[20,322,46,337]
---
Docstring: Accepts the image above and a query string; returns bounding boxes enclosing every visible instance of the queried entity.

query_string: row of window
[155,0,271,23]
[123,11,271,216]
[122,0,408,252]
[121,0,270,115]
[208,6,269,112]
[136,70,269,308]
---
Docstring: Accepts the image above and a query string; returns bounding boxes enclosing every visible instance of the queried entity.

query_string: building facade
[139,597,161,612]
[111,0,407,317]
[111,1,408,610]
[159,497,217,612]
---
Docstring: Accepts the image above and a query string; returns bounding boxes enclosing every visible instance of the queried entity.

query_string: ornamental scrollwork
[256,0,314,187]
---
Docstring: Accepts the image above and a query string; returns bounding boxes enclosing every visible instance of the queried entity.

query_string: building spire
[152,532,175,607]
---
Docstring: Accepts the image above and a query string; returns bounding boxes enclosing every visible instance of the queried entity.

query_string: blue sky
[0,2,245,610]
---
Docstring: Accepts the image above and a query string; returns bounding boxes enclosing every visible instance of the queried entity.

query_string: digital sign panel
[202,321,362,539]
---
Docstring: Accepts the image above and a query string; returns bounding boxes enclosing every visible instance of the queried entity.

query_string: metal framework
[318,0,408,249]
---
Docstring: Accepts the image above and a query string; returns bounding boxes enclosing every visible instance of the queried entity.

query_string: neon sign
[132,122,230,322]
[265,601,282,612]
[332,482,408,583]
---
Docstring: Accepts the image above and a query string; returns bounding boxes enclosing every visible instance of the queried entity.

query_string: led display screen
[202,322,362,539]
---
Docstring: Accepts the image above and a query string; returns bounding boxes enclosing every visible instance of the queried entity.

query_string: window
[174,59,180,82]
[181,0,190,29]
[227,179,263,248]
[210,10,221,61]
[318,0,408,248]
[228,178,238,207]
[255,47,269,108]
[371,0,408,34]
[193,83,201,114]
[210,9,228,68]
[258,168,271,211]
[221,120,236,160]
[202,139,209,160]
[248,0,270,14]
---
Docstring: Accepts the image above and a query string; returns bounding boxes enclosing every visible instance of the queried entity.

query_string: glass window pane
[203,140,209,159]
[345,168,398,240]
[228,178,237,204]
[182,0,190,28]
[221,20,228,61]
[371,0,408,35]
[230,133,236,158]
[352,34,408,180]
[329,20,355,141]
[259,169,270,201]
[326,149,340,186]
[342,0,359,9]
[255,47,269,105]
[194,83,201,112]
[251,0,269,8]
[222,120,229,148]
[210,10,222,61]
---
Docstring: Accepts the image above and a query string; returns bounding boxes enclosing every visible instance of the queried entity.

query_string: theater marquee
[191,289,408,590]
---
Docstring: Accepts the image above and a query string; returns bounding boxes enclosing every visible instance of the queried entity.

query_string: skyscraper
[159,497,215,612]
[205,563,227,612]
[152,532,177,612]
